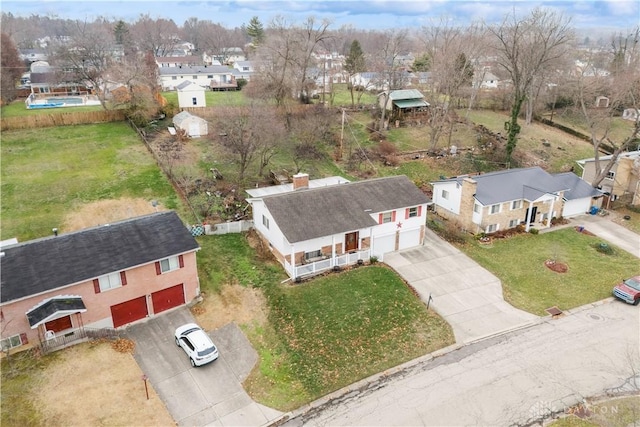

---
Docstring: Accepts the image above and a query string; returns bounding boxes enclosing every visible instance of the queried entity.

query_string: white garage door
[398,228,421,250]
[372,233,395,258]
[563,198,591,218]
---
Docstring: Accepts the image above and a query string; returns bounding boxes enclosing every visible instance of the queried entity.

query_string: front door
[345,231,359,252]
[525,206,538,224]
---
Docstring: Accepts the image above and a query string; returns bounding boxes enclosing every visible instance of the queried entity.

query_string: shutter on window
[378,213,383,224]
[20,333,28,345]
[178,255,184,268]
[418,206,422,216]
[155,262,162,275]
[391,211,396,222]
[93,279,100,294]
[120,271,127,286]
[405,208,410,219]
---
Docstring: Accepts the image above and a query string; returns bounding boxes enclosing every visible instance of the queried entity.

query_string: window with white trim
[473,203,480,213]
[381,212,393,223]
[509,219,520,228]
[490,204,501,214]
[511,200,522,210]
[160,256,180,273]
[1,334,27,351]
[304,250,322,260]
[192,75,198,79]
[98,272,122,292]
[407,207,418,218]
[171,76,177,80]
[262,215,269,229]
[441,189,449,199]
[192,97,197,105]
[606,171,615,179]
[207,75,213,78]
[486,224,498,233]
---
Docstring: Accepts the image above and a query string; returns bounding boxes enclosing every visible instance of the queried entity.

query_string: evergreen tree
[246,16,265,46]
[344,39,365,107]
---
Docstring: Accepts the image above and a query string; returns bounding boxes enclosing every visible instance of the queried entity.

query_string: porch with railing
[39,327,120,354]
[284,249,373,279]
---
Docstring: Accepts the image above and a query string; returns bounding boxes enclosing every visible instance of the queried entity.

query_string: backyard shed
[176,81,206,108]
[173,111,208,137]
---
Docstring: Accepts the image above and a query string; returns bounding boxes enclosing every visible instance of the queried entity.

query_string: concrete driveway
[384,228,537,343]
[125,307,282,426]
[575,214,640,258]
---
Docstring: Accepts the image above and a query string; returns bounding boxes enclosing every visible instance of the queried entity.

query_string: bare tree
[0,32,26,104]
[130,14,180,57]
[373,29,410,131]
[572,27,640,189]
[52,19,117,109]
[284,105,333,173]
[214,104,283,182]
[421,20,483,149]
[489,8,573,165]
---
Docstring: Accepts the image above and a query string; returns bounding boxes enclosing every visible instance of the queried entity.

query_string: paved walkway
[384,228,537,343]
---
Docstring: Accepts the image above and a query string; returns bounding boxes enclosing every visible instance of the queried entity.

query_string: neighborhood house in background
[576,150,640,206]
[0,211,201,354]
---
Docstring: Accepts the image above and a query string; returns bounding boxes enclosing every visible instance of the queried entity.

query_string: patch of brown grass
[62,198,166,232]
[35,341,174,426]
[192,283,268,331]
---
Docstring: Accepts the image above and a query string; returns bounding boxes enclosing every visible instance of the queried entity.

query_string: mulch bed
[574,226,596,236]
[545,259,568,273]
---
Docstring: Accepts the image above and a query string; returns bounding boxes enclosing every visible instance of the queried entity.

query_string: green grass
[462,228,640,315]
[462,109,595,172]
[254,266,454,410]
[1,123,180,241]
[195,234,286,294]
[327,83,378,107]
[1,349,55,426]
[161,90,249,107]
[194,234,454,411]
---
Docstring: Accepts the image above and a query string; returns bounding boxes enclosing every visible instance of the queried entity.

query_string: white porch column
[331,235,336,267]
[546,198,554,229]
[290,245,295,277]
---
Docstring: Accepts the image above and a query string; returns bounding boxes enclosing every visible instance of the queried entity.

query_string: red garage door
[151,284,185,314]
[111,296,148,328]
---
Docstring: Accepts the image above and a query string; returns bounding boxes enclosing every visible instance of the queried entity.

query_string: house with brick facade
[431,167,572,234]
[0,211,200,354]
[246,174,430,279]
[576,150,640,206]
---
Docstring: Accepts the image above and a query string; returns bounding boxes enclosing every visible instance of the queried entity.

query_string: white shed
[173,111,208,138]
[177,81,206,108]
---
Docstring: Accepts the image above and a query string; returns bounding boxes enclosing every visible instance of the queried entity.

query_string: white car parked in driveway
[174,323,219,367]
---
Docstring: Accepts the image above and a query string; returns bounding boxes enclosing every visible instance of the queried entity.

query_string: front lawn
[249,265,455,410]
[463,228,640,315]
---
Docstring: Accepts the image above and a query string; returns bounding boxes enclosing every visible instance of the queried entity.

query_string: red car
[613,276,640,305]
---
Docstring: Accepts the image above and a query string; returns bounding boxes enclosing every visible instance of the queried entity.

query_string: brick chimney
[292,173,309,190]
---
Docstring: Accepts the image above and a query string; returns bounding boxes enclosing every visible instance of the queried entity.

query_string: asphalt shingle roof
[262,175,430,243]
[0,211,199,304]
[553,172,603,200]
[435,167,570,205]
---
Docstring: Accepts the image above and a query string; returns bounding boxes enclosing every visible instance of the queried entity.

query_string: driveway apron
[126,307,282,426]
[384,228,537,343]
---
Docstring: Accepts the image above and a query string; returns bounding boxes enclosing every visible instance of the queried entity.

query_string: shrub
[594,242,614,255]
[369,256,378,264]
[529,228,539,235]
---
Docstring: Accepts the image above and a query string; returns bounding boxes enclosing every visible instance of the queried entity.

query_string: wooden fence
[1,110,126,131]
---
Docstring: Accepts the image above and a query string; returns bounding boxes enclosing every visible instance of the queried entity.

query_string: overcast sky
[3,0,639,31]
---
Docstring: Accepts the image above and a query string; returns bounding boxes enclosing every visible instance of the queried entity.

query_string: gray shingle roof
[553,172,603,200]
[262,175,430,243]
[435,167,569,205]
[0,211,199,304]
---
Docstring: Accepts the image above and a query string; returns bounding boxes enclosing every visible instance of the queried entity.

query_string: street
[282,300,640,426]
